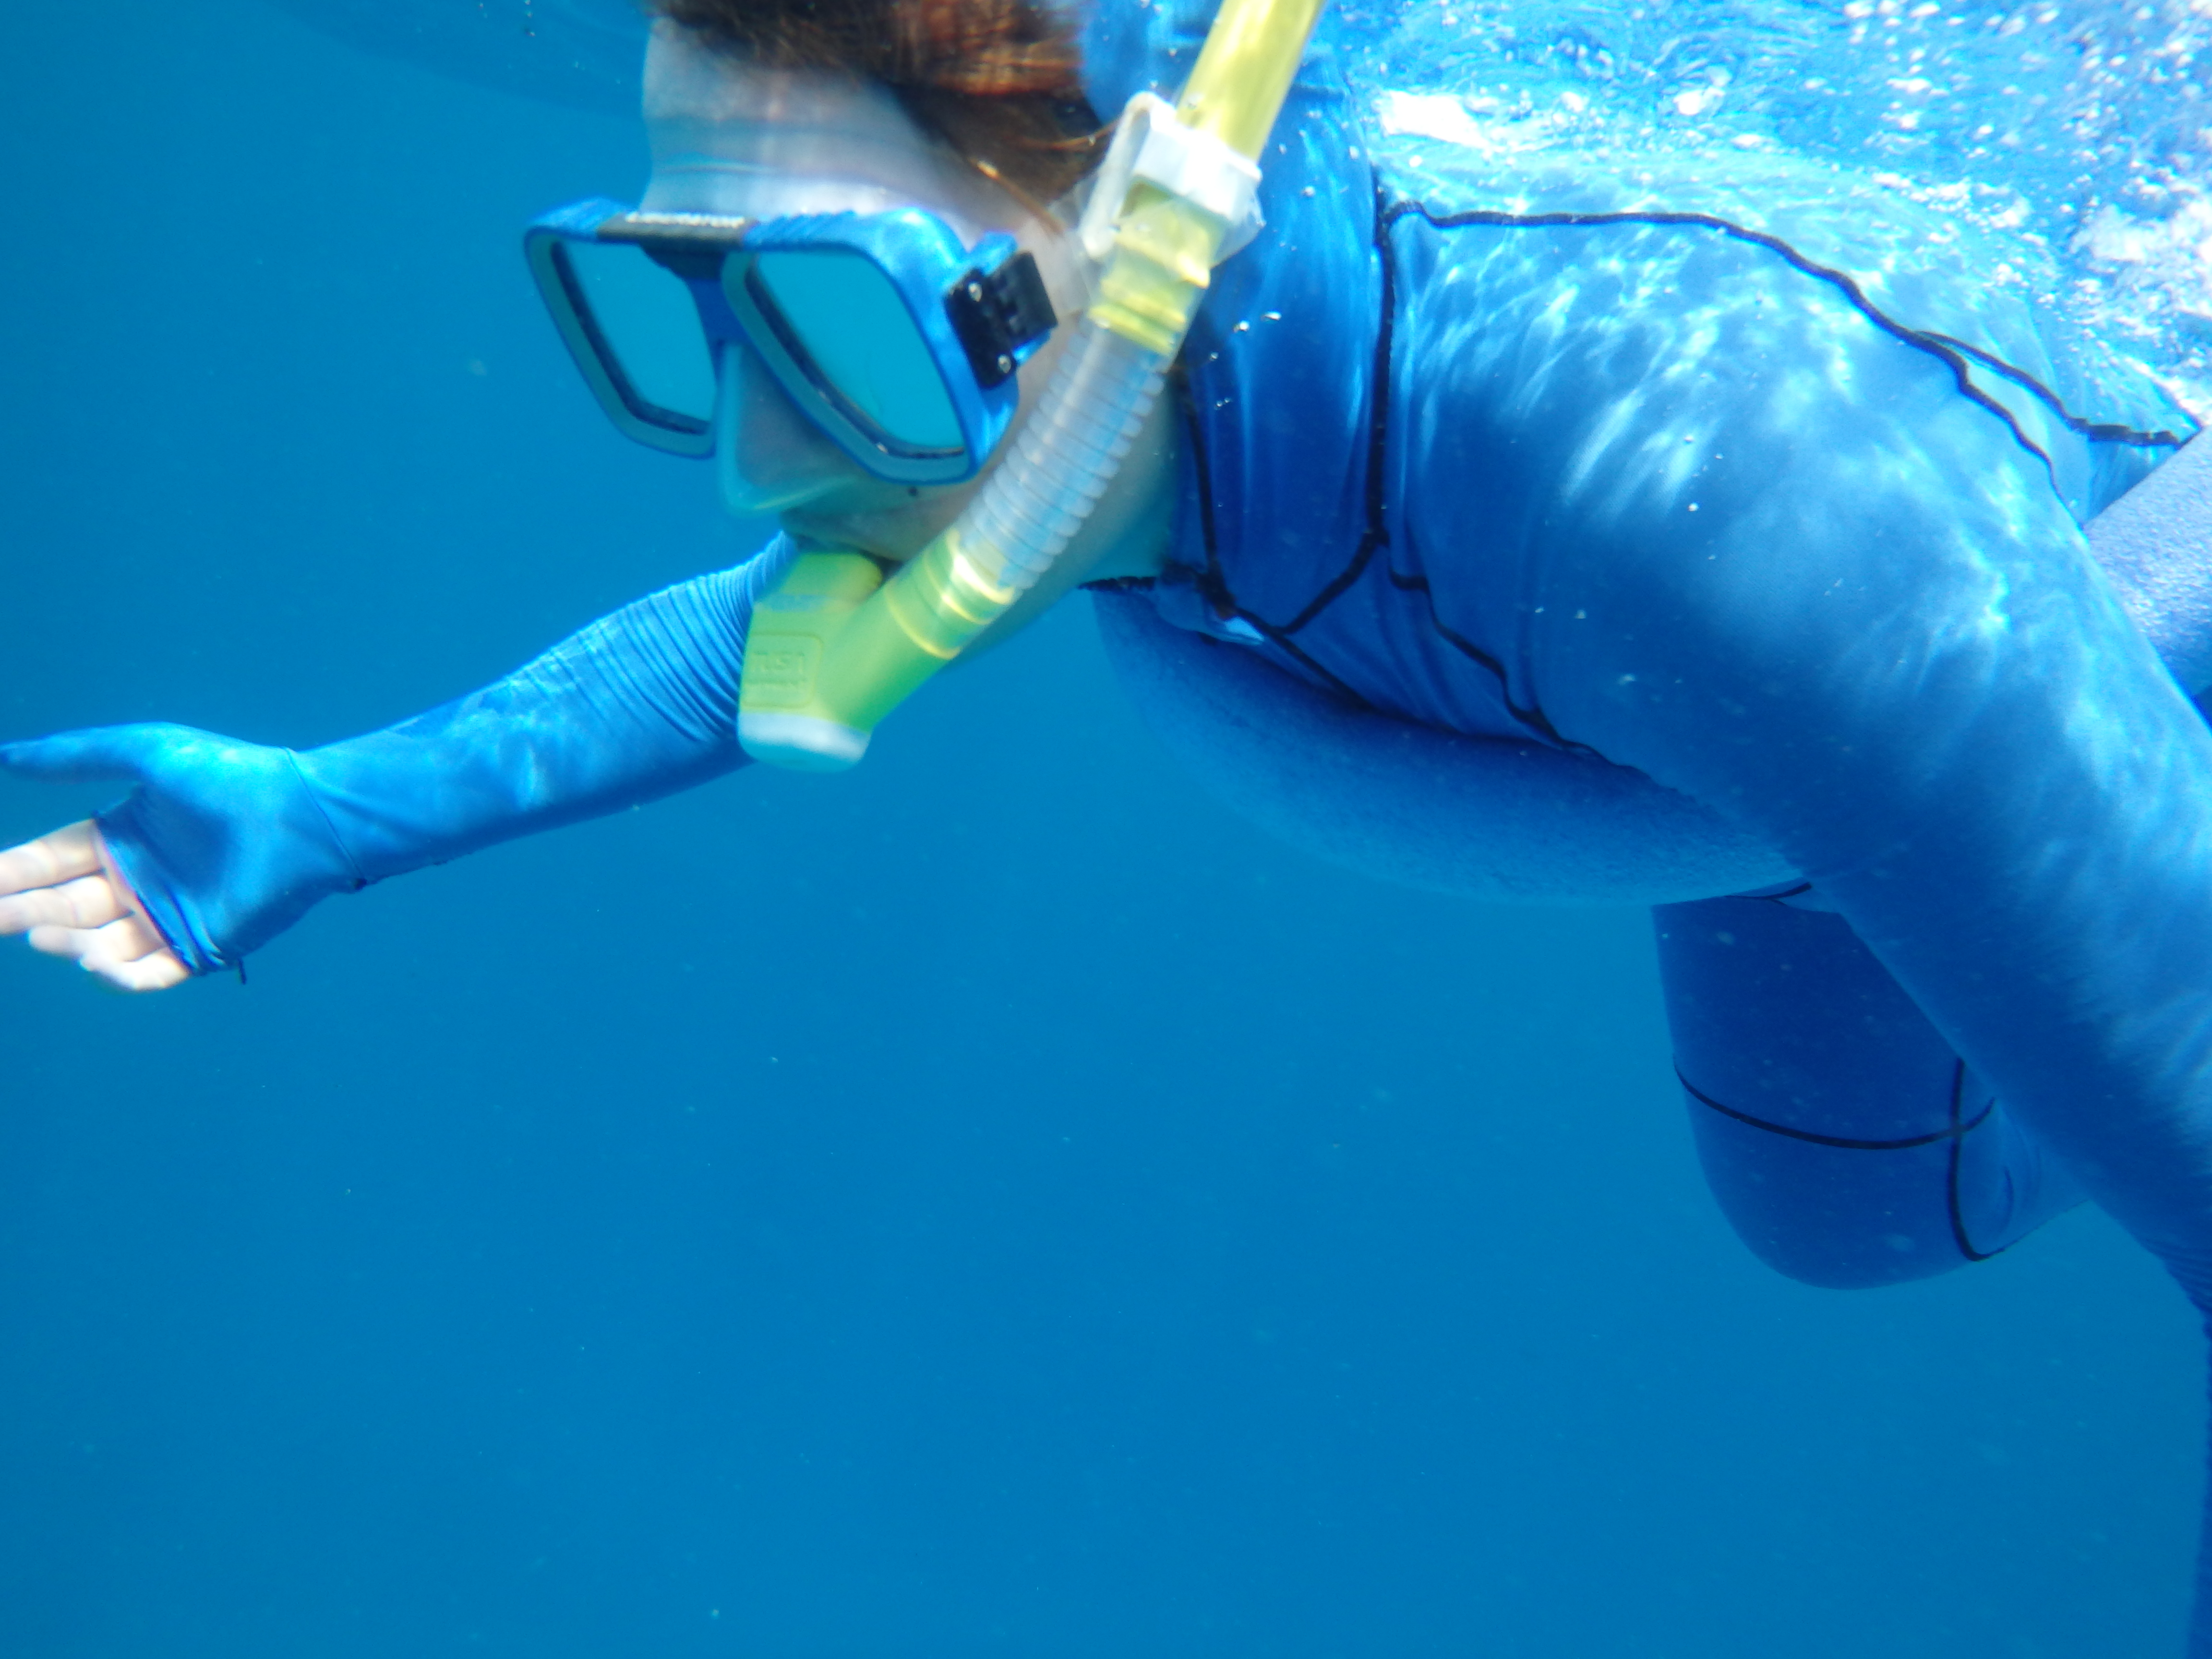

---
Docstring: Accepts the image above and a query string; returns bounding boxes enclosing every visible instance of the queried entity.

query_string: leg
[1653,894,2083,1289]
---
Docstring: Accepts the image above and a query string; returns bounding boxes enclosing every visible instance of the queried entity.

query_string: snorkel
[735,0,1334,769]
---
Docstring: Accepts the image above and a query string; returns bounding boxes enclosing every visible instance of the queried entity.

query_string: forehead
[638,22,1003,238]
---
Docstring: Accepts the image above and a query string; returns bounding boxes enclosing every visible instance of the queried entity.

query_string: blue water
[0,2,2204,1654]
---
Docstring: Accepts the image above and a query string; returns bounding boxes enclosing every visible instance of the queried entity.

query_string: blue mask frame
[524,198,1058,485]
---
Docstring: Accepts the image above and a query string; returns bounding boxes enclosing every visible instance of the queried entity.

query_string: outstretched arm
[0,538,794,988]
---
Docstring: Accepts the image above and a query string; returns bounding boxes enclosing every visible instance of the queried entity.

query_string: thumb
[0,723,217,785]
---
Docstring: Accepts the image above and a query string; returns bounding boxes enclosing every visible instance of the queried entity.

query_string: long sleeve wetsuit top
[10,23,2212,1653]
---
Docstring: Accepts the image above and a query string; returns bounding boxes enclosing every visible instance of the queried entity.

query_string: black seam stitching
[1677,1066,1997,1151]
[1232,614,1373,704]
[1378,566,1593,752]
[1391,200,2192,475]
[1750,882,1817,903]
[1274,185,1402,637]
[1173,370,1236,619]
[1945,1059,2002,1262]
[1175,360,1373,707]
[1922,329,2193,448]
[1246,177,1591,753]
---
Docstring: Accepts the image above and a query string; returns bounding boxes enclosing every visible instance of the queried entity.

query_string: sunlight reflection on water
[1345,0,2212,412]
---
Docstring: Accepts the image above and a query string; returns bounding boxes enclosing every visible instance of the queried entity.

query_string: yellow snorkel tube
[735,0,1332,770]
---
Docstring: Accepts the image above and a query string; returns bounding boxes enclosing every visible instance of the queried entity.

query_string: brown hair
[652,0,1104,202]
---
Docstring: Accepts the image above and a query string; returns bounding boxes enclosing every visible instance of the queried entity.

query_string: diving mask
[520,4,1325,770]
[525,200,1058,500]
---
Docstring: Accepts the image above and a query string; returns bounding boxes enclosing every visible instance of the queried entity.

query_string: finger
[27,911,168,965]
[0,821,103,899]
[76,910,192,993]
[0,873,128,935]
[84,947,191,994]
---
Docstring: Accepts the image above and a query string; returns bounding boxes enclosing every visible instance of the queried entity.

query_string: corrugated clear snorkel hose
[954,319,1167,595]
[865,317,1166,683]
[736,0,1332,770]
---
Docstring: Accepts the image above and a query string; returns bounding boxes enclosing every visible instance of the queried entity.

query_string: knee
[1689,1107,1975,1290]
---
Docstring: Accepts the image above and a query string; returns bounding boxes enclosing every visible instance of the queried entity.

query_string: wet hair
[652,0,1105,203]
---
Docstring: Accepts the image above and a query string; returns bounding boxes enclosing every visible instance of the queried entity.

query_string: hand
[0,819,190,992]
[0,722,366,981]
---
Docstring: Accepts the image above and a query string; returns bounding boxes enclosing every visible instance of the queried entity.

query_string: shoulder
[1365,121,2193,525]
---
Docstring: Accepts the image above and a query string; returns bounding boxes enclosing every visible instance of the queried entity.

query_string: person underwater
[7,0,2212,1647]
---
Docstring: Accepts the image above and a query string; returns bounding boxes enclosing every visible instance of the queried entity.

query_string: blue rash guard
[10,21,2212,1652]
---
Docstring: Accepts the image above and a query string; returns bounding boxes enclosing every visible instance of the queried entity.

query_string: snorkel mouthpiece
[739,0,1332,770]
[737,535,1013,768]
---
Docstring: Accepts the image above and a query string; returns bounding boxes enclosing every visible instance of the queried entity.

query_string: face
[641,24,1091,563]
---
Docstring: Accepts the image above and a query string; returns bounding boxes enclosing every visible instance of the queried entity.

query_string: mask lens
[743,249,964,455]
[557,240,717,429]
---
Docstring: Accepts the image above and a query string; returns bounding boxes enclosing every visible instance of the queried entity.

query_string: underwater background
[2,1,2208,1654]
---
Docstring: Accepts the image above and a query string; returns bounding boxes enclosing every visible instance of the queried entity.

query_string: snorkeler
[6,0,2212,1646]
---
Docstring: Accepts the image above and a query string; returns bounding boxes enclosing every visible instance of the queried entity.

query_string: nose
[712,338,866,516]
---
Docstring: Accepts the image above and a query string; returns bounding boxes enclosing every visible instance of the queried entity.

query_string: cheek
[863,480,975,541]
